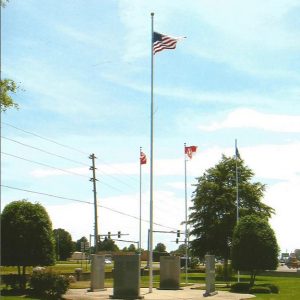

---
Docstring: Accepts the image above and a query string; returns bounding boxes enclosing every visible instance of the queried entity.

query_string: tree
[232,215,279,285]
[53,228,74,261]
[127,244,137,252]
[1,200,55,289]
[0,79,20,112]
[154,243,167,253]
[98,238,119,252]
[295,249,300,260]
[188,155,274,261]
[170,244,187,256]
[75,236,88,252]
[0,0,9,8]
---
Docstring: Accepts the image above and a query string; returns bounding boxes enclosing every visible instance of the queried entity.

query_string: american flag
[153,32,183,55]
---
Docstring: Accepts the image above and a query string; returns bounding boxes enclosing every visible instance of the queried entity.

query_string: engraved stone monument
[203,254,218,297]
[90,254,105,291]
[110,254,143,299]
[159,256,181,290]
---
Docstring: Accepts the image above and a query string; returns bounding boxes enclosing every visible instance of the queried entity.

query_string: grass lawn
[1,265,300,299]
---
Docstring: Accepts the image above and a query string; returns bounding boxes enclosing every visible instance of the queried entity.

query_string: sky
[1,0,300,253]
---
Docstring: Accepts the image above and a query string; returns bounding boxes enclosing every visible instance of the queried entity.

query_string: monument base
[203,291,218,297]
[157,287,183,290]
[88,288,107,292]
[109,295,144,299]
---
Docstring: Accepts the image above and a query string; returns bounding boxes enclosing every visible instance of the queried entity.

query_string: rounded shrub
[30,270,69,299]
[249,286,271,294]
[230,282,251,293]
[261,283,280,294]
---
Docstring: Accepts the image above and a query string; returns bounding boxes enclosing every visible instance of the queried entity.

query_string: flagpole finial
[151,12,154,16]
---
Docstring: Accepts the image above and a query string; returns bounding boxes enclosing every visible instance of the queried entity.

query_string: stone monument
[90,254,106,291]
[203,254,218,297]
[159,256,181,290]
[110,254,143,299]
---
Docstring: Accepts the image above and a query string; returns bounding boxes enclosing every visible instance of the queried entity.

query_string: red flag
[185,146,197,159]
[140,151,147,165]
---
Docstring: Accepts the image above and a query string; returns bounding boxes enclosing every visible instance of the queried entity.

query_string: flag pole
[235,138,240,282]
[184,143,188,286]
[139,147,142,254]
[149,11,154,293]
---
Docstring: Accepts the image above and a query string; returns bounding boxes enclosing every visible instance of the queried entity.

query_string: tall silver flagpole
[139,147,142,254]
[184,143,188,285]
[149,12,154,293]
[235,138,240,282]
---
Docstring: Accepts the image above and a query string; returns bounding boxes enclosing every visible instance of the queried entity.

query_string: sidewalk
[64,286,255,300]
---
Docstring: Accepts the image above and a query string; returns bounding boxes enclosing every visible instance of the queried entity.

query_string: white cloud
[166,182,185,190]
[198,108,300,133]
[264,178,300,252]
[242,143,300,181]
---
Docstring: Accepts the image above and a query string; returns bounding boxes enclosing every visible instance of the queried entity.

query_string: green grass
[2,265,300,299]
[0,261,114,275]
[250,276,300,300]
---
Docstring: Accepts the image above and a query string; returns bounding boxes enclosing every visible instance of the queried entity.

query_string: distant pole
[139,147,142,254]
[149,11,155,294]
[235,139,240,282]
[235,139,239,222]
[89,153,99,253]
[184,143,188,285]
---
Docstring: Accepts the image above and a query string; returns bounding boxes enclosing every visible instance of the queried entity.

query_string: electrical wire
[2,122,140,189]
[1,185,177,230]
[2,152,90,179]
[2,152,125,193]
[2,136,89,167]
[1,122,89,155]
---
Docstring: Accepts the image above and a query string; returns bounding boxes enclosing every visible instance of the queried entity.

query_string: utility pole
[89,153,99,253]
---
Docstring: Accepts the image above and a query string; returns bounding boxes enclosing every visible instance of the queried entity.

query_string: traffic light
[176,238,179,244]
[177,230,180,237]
[108,232,111,239]
[118,231,121,238]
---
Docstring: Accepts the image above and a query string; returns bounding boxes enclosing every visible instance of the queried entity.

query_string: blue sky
[2,0,300,253]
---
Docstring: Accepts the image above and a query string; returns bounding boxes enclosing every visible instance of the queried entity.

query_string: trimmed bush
[2,274,19,289]
[30,270,69,299]
[249,286,271,294]
[230,282,251,293]
[261,283,280,294]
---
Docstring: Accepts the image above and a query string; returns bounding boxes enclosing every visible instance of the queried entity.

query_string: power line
[2,122,140,188]
[1,185,92,205]
[1,185,177,230]
[2,152,124,193]
[2,137,136,192]
[2,136,89,167]
[1,122,89,155]
[2,152,90,179]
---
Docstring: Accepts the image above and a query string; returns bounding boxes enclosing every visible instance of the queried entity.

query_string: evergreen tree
[189,155,274,260]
